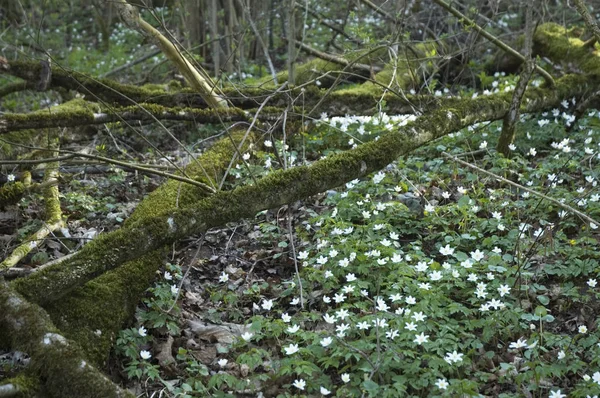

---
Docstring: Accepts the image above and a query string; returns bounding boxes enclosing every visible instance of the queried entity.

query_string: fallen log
[11,73,595,308]
[0,279,134,398]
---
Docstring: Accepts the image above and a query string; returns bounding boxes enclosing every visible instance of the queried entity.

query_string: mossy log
[11,73,595,308]
[1,23,598,395]
[0,374,39,397]
[0,279,134,398]
[0,60,433,115]
[0,95,463,134]
[534,22,600,75]
[40,129,254,367]
[0,100,252,134]
[0,182,27,208]
[1,148,63,270]
[43,250,165,366]
[0,129,251,395]
[0,89,472,139]
[0,81,34,98]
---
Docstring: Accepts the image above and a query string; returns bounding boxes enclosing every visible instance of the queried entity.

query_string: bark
[497,2,535,157]
[0,279,134,398]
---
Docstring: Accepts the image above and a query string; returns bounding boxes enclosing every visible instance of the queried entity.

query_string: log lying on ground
[2,22,595,393]
[0,95,461,134]
[40,129,255,366]
[0,59,432,114]
[43,250,165,366]
[534,22,600,75]
[0,279,134,398]
[0,99,252,134]
[0,130,252,395]
[11,73,595,308]
[0,182,28,208]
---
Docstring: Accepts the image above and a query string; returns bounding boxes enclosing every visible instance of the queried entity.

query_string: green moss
[534,22,600,75]
[0,281,134,398]
[127,129,255,225]
[113,102,249,124]
[44,250,165,366]
[6,60,170,105]
[11,131,255,363]
[0,98,97,133]
[0,182,26,208]
[0,373,41,397]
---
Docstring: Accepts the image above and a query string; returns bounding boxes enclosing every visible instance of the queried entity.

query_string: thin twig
[572,0,600,46]
[431,0,555,87]
[287,207,304,308]
[0,140,215,193]
[441,152,600,226]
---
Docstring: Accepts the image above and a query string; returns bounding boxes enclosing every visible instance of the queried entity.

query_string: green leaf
[536,295,550,305]
[534,305,547,317]
[362,380,380,395]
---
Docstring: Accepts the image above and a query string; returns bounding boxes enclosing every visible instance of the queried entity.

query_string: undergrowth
[116,98,600,397]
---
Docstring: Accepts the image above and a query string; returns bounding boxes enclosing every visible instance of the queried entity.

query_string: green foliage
[115,105,600,396]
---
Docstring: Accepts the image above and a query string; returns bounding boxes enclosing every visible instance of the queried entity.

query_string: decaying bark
[0,279,134,398]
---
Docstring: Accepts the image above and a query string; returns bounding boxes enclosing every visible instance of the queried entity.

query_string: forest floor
[3,94,600,397]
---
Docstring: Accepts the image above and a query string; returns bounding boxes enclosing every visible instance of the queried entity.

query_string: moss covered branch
[0,279,134,398]
[534,22,600,75]
[1,144,64,270]
[0,172,31,207]
[0,99,254,134]
[0,81,35,98]
[11,73,595,306]
[41,129,254,366]
[0,60,432,115]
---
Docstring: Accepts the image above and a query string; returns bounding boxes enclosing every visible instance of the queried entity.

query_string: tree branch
[0,279,134,398]
[10,72,595,306]
[431,0,555,87]
[572,0,600,46]
[441,152,599,226]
